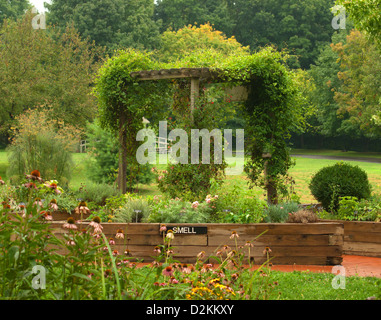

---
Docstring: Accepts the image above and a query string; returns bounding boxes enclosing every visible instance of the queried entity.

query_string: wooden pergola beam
[130,67,220,81]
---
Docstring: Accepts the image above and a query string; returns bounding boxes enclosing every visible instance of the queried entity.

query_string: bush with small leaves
[309,162,371,212]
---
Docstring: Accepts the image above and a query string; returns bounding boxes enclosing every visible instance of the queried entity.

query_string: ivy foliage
[93,46,303,201]
[93,49,171,135]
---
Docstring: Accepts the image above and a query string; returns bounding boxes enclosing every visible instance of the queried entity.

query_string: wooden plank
[342,221,381,233]
[129,68,220,81]
[344,232,381,244]
[208,234,343,247]
[206,223,344,236]
[343,241,381,257]
[106,234,207,246]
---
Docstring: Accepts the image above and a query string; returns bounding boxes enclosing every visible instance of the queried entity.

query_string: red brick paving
[137,255,381,278]
[263,255,381,278]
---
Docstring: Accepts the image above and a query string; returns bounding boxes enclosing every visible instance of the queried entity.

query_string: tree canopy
[155,0,336,69]
[0,12,104,139]
[46,0,161,52]
[0,0,31,23]
[336,0,381,47]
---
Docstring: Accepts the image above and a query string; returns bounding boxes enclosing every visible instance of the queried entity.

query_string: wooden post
[190,77,200,124]
[263,153,278,205]
[117,112,127,194]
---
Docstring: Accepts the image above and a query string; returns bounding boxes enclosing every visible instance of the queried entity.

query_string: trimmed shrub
[309,162,371,212]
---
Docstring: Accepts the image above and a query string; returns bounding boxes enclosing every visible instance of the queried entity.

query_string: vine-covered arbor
[93,48,304,204]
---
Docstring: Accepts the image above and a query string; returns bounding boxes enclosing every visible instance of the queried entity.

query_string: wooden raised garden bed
[323,220,381,258]
[49,221,344,266]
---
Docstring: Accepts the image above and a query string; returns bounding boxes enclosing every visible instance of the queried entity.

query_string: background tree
[332,29,381,138]
[0,12,103,144]
[155,0,336,69]
[157,22,249,63]
[0,0,31,24]
[336,0,381,47]
[155,0,236,37]
[308,31,349,139]
[46,0,161,52]
[231,0,335,69]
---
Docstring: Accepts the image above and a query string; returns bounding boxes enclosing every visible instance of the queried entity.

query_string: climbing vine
[93,46,304,202]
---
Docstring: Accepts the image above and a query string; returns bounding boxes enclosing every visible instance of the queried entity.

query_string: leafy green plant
[337,196,381,222]
[264,202,299,223]
[214,186,267,223]
[113,196,151,223]
[148,197,211,223]
[309,162,372,212]
[74,181,121,206]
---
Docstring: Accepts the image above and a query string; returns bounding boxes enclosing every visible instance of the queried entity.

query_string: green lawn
[0,150,7,181]
[1,149,381,203]
[261,271,380,300]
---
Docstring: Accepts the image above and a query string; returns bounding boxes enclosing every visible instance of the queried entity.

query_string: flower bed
[49,221,344,266]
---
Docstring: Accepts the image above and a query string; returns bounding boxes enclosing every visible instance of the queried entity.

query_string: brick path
[268,255,381,278]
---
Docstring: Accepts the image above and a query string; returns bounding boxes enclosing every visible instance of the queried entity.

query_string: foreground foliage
[0,202,379,300]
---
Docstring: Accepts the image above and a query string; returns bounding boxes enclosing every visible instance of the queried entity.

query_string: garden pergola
[116,67,282,202]
[94,48,297,205]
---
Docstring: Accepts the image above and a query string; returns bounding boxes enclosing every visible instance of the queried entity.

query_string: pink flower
[33,199,43,207]
[162,266,174,277]
[170,277,179,284]
[41,211,53,221]
[24,182,38,190]
[89,217,103,234]
[115,229,124,239]
[109,238,116,245]
[63,217,77,230]
[191,201,199,209]
[230,231,239,239]
[197,251,206,260]
[49,202,59,211]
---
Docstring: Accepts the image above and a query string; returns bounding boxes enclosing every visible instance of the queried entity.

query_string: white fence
[78,138,173,154]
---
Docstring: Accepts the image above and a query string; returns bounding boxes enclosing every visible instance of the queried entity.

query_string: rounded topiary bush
[309,162,371,212]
